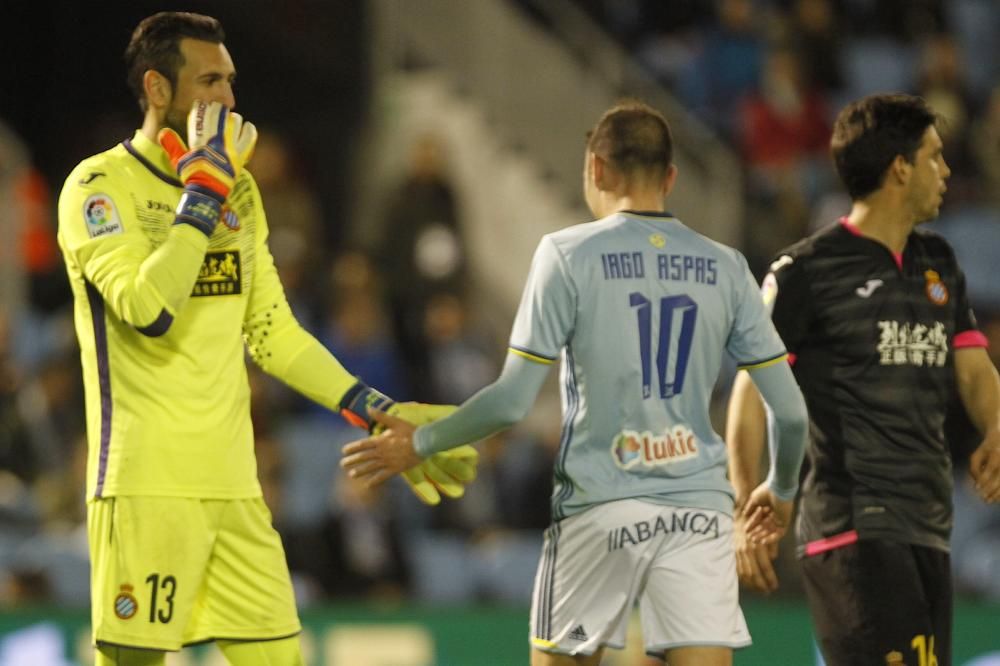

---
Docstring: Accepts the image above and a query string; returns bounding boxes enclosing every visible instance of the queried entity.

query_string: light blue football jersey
[509,211,787,520]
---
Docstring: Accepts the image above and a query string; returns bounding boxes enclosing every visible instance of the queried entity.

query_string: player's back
[541,211,785,519]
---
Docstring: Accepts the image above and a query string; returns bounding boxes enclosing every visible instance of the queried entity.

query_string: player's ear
[888,154,912,186]
[592,153,613,192]
[144,70,172,110]
[662,164,679,198]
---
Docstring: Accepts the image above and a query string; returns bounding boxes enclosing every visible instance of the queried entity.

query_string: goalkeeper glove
[158,100,257,236]
[386,403,479,505]
[403,445,479,505]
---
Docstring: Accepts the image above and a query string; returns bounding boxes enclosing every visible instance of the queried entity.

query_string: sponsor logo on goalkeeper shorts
[192,250,242,297]
[611,425,698,470]
[221,205,240,231]
[607,509,720,551]
[83,194,124,239]
[884,651,904,665]
[114,584,138,620]
[925,269,949,305]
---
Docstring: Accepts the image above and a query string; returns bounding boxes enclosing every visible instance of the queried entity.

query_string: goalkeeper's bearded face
[160,38,237,135]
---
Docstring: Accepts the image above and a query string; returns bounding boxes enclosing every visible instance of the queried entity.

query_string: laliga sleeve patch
[83,193,124,239]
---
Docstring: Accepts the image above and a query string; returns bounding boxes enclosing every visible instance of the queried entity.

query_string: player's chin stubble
[163,107,187,137]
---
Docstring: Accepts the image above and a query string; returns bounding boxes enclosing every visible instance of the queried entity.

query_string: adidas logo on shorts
[569,624,588,641]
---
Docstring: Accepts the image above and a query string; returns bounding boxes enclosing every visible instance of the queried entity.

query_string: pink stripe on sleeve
[954,330,989,349]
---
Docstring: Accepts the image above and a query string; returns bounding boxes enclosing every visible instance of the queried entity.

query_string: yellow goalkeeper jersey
[58,130,356,499]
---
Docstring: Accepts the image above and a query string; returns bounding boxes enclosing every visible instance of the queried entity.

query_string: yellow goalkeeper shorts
[87,496,301,651]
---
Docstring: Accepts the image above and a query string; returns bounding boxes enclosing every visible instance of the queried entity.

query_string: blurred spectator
[251,129,327,326]
[630,1,713,89]
[0,119,30,326]
[970,85,1000,207]
[739,47,831,171]
[0,315,31,483]
[376,134,469,394]
[946,0,1000,100]
[841,0,947,41]
[493,429,556,531]
[284,476,411,602]
[9,355,82,484]
[321,252,408,404]
[784,0,844,92]
[422,293,498,405]
[271,252,412,604]
[0,118,70,380]
[917,33,978,202]
[739,46,832,271]
[675,0,767,138]
[18,170,64,316]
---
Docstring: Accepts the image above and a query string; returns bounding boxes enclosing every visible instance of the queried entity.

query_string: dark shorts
[799,538,951,666]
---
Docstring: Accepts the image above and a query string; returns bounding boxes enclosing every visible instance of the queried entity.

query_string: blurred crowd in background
[1,0,999,616]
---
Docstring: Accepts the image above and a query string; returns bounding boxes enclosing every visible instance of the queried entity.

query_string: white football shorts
[529,498,750,656]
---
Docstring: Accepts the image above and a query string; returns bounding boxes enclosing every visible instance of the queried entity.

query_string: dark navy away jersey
[764,220,983,553]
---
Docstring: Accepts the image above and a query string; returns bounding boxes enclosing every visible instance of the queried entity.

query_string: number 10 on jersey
[629,292,697,399]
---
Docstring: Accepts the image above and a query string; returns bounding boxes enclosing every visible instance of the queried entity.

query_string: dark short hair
[830,93,938,200]
[124,12,225,112]
[586,100,673,179]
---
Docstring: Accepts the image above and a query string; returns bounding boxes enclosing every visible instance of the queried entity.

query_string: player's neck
[845,196,915,255]
[140,113,164,144]
[604,193,666,218]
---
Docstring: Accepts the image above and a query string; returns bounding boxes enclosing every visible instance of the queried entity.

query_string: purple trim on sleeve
[85,282,113,498]
[135,309,174,337]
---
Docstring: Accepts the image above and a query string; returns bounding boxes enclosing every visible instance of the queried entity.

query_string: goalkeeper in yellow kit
[57,12,475,666]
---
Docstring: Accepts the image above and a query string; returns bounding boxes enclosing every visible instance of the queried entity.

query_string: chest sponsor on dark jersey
[607,510,720,552]
[601,252,717,284]
[192,250,242,297]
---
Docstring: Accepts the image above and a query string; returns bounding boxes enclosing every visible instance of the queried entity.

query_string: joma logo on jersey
[876,320,947,367]
[192,250,242,297]
[607,510,720,552]
[611,426,698,470]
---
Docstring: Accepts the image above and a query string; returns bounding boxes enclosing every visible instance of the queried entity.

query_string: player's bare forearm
[955,347,1000,502]
[726,370,768,506]
[955,347,1000,439]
